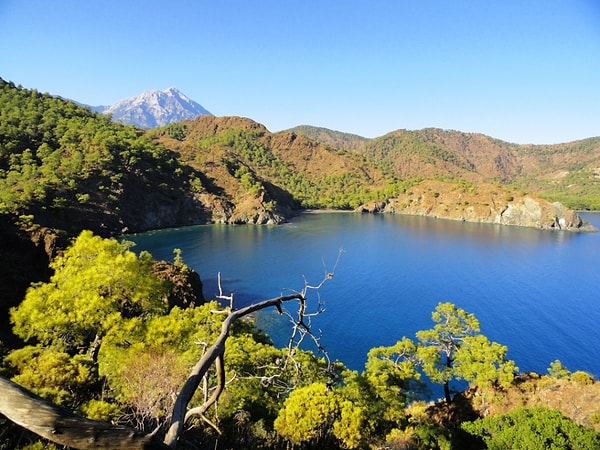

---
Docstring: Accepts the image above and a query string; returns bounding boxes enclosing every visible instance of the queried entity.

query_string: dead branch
[184,353,225,424]
[165,252,341,448]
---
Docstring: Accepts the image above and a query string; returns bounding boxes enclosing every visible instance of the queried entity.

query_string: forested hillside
[152,116,402,211]
[1,78,596,242]
[0,78,211,236]
[293,125,600,210]
[285,125,370,151]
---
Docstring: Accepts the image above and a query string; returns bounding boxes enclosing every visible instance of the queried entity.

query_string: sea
[127,212,600,381]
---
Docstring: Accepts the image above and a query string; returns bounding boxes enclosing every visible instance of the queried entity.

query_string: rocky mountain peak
[98,87,212,128]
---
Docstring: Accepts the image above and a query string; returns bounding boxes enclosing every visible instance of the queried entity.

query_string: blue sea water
[128,212,600,379]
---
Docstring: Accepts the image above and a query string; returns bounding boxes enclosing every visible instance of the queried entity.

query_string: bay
[128,212,600,379]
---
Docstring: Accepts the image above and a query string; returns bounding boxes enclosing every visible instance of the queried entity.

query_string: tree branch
[163,293,303,448]
[0,376,168,450]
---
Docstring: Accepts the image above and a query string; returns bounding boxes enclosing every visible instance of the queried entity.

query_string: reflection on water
[128,212,600,379]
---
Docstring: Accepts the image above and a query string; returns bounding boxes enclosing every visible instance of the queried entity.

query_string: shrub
[571,371,595,385]
[463,406,600,450]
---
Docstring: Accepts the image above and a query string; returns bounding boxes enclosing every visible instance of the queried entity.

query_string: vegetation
[2,79,600,448]
[1,232,598,448]
[1,231,334,449]
[0,78,203,235]
[462,407,600,450]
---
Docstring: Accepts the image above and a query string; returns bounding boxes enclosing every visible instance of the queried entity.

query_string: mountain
[1,79,597,234]
[96,87,212,128]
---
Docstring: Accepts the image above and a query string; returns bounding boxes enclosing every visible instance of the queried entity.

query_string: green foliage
[547,359,571,379]
[274,382,338,445]
[571,370,595,385]
[453,335,517,390]
[5,230,174,418]
[4,346,99,408]
[462,406,600,450]
[391,302,517,403]
[274,382,365,448]
[365,337,423,414]
[385,424,459,450]
[79,399,122,422]
[97,302,226,427]
[416,302,480,401]
[10,230,168,351]
[164,123,188,141]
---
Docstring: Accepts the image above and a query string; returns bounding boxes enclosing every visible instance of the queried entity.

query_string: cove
[128,212,600,379]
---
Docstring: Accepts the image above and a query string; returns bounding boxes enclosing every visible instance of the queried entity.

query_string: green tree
[364,337,423,423]
[416,302,516,403]
[274,382,364,449]
[547,359,571,379]
[4,346,99,408]
[274,382,338,446]
[416,302,480,403]
[453,334,516,391]
[10,230,168,356]
[6,230,170,416]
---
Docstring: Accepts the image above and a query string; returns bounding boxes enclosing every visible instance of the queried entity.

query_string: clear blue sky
[1,1,599,144]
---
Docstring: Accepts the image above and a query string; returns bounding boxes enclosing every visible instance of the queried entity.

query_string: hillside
[293,126,600,210]
[1,79,595,239]
[0,78,214,236]
[151,116,396,214]
[285,125,369,151]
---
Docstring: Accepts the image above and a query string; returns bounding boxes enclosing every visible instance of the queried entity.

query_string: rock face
[357,179,596,232]
[496,198,591,230]
[152,261,206,309]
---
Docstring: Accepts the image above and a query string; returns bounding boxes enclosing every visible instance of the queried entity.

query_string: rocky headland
[357,180,596,232]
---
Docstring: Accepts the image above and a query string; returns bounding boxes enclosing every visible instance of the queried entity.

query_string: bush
[462,406,600,450]
[571,371,595,385]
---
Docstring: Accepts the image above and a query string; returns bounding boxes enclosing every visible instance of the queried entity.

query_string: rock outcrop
[357,179,596,232]
[152,261,206,309]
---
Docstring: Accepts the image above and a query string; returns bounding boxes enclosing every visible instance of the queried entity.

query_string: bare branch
[164,292,304,448]
[216,272,234,309]
[184,353,225,424]
[164,253,341,448]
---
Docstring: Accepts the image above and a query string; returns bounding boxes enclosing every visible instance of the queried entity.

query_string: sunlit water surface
[128,212,600,380]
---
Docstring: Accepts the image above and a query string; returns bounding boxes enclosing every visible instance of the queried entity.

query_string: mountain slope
[99,87,212,128]
[322,127,600,210]
[0,79,212,235]
[152,115,391,212]
[285,125,369,151]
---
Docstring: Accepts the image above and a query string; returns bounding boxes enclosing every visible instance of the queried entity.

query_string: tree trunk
[443,380,452,404]
[0,377,168,449]
[444,353,453,403]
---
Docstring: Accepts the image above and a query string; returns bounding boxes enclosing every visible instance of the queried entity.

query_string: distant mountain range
[92,87,212,128]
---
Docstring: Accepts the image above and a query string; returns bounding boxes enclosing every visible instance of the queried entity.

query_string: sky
[1,1,599,144]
